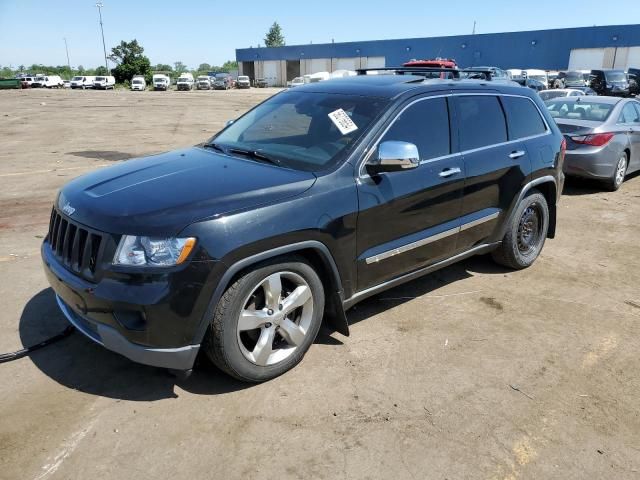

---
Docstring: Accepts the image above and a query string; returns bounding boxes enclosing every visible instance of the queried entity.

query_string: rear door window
[380,97,451,161]
[455,96,507,151]
[501,96,547,139]
[618,103,640,124]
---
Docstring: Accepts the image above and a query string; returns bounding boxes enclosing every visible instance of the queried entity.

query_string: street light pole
[96,2,108,72]
[64,37,72,75]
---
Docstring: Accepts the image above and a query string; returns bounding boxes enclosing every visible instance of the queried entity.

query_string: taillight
[570,133,614,146]
[559,137,567,163]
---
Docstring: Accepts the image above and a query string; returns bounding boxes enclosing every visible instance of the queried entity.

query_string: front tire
[203,257,325,382]
[492,190,549,270]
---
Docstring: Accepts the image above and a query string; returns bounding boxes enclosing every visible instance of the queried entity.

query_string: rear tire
[203,257,325,382]
[492,190,549,270]
[604,153,628,191]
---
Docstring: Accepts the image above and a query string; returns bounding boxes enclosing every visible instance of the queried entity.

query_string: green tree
[108,39,151,83]
[197,63,211,72]
[264,22,285,47]
[221,60,238,72]
[173,61,187,74]
[95,66,109,76]
[153,64,173,72]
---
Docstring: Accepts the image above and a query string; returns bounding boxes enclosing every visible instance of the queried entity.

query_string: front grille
[47,208,104,280]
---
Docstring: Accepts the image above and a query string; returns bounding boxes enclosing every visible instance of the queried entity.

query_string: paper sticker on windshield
[328,109,358,135]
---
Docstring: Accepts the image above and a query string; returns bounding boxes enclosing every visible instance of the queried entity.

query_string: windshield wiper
[228,147,282,166]
[202,142,226,153]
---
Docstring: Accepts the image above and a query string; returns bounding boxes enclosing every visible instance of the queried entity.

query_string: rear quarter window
[502,96,547,139]
[455,96,507,151]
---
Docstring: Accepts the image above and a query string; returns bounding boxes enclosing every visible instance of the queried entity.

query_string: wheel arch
[194,241,349,345]
[498,175,558,240]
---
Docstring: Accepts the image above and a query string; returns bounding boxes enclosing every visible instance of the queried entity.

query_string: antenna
[472,21,476,35]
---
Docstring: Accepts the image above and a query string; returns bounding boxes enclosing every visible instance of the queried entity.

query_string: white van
[33,75,64,88]
[93,76,115,90]
[176,73,194,91]
[196,75,211,90]
[131,75,146,91]
[153,74,170,91]
[70,76,96,89]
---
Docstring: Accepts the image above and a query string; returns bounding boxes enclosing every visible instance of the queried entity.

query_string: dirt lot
[1,88,639,480]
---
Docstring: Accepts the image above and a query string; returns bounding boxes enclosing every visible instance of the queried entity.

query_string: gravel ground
[1,88,639,480]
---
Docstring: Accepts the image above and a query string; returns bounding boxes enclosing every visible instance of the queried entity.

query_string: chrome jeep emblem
[62,202,76,216]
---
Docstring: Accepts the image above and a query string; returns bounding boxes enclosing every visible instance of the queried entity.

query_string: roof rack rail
[355,67,494,80]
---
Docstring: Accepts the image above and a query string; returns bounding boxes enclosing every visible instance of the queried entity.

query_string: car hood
[58,147,317,236]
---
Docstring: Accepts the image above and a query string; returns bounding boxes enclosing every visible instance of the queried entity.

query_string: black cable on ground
[0,326,75,364]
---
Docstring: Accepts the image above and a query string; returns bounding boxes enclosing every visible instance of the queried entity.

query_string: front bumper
[56,295,199,369]
[42,241,219,370]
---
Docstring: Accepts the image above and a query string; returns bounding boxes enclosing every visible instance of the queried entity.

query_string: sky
[0,0,638,69]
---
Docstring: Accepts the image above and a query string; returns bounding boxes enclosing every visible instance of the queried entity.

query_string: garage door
[627,47,640,68]
[568,48,605,70]
[309,58,331,75]
[364,56,386,69]
[263,61,279,87]
[333,57,359,71]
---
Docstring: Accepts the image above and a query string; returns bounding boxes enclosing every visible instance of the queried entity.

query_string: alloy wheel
[236,271,314,366]
[615,155,627,187]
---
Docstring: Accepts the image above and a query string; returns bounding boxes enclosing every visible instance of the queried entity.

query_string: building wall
[236,24,640,72]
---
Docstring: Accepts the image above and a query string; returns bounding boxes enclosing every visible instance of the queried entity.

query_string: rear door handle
[509,150,526,159]
[439,167,461,178]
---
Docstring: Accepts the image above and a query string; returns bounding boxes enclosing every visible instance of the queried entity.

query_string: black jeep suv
[42,71,565,382]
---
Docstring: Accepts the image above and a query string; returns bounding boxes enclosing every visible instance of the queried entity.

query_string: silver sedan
[546,96,640,190]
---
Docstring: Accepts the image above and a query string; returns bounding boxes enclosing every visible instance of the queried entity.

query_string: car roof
[292,74,535,99]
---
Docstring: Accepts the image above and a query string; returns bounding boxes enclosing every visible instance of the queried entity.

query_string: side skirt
[343,242,500,310]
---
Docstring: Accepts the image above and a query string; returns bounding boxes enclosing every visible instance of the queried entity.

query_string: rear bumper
[56,295,199,370]
[563,146,619,179]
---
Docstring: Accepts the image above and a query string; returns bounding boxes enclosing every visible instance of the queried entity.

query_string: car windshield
[528,75,547,83]
[540,90,569,100]
[605,71,627,82]
[238,76,249,81]
[132,79,143,84]
[209,91,388,172]
[215,74,228,79]
[95,77,105,81]
[178,77,190,82]
[72,76,83,81]
[566,72,582,80]
[545,100,614,122]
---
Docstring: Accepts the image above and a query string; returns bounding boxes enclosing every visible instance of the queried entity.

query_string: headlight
[113,236,196,267]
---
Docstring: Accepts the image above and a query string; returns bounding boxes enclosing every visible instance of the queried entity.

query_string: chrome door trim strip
[364,211,500,264]
[459,211,500,231]
[347,242,500,309]
[365,226,458,264]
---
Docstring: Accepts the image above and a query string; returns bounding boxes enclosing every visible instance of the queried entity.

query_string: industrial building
[236,24,640,86]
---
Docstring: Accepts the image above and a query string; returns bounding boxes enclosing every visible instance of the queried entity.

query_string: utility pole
[96,2,108,72]
[472,21,476,35]
[64,37,71,76]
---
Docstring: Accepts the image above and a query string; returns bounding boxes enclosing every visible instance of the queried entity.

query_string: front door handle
[439,167,461,178]
[509,150,526,159]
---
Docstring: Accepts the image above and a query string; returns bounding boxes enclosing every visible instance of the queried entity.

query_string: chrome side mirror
[225,119,235,128]
[367,141,420,175]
